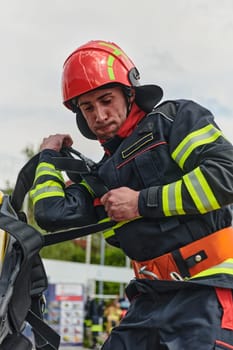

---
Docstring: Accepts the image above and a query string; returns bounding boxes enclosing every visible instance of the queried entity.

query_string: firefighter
[104,299,122,335]
[30,40,233,349]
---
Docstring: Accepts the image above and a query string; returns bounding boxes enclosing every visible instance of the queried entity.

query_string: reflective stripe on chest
[121,132,154,159]
[117,139,167,169]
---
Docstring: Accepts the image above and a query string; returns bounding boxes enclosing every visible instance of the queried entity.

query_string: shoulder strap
[10,153,40,214]
[26,310,60,350]
[0,211,43,259]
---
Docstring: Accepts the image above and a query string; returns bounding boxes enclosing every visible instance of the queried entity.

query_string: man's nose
[95,105,108,122]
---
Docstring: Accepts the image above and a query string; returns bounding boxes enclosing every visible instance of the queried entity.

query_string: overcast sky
[0,0,233,189]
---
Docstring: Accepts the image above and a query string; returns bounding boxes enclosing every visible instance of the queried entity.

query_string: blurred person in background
[104,299,122,335]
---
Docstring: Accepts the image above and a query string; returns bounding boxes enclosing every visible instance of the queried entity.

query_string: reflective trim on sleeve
[162,180,186,216]
[191,259,233,279]
[34,162,64,183]
[172,124,222,169]
[79,180,95,197]
[101,217,142,239]
[183,166,220,213]
[30,180,65,205]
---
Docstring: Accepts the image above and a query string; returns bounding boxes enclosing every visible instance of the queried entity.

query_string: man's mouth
[96,123,115,133]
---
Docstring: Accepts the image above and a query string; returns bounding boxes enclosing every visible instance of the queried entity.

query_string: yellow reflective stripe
[107,55,115,80]
[34,162,64,183]
[103,219,132,239]
[0,229,8,263]
[103,228,114,239]
[172,124,222,169]
[98,41,128,81]
[183,166,220,213]
[79,180,95,197]
[85,319,92,326]
[0,191,4,204]
[191,259,233,279]
[121,133,153,159]
[162,180,185,216]
[30,180,64,205]
[91,324,103,332]
[99,41,124,56]
[101,217,142,239]
[162,184,169,215]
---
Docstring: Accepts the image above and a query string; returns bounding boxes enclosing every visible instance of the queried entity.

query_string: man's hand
[100,187,140,221]
[40,134,73,152]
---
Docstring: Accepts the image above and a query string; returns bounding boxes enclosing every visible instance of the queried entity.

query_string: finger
[100,192,109,205]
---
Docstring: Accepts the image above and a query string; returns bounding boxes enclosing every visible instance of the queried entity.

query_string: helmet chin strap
[122,86,135,116]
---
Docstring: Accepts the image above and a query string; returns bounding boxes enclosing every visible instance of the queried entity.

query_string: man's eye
[84,106,93,112]
[102,99,111,105]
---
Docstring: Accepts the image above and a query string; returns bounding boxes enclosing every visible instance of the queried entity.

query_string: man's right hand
[40,134,73,152]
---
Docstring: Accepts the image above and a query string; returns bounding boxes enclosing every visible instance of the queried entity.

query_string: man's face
[78,86,133,140]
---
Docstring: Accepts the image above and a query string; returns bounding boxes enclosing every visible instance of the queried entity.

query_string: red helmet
[62,40,163,139]
[62,40,140,109]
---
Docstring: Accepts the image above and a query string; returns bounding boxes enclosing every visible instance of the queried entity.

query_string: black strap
[0,207,116,248]
[52,156,109,197]
[43,219,116,246]
[52,151,109,197]
[0,212,43,260]
[10,153,40,213]
[52,157,89,174]
[79,173,108,197]
[171,249,191,278]
[1,333,33,350]
[10,147,109,213]
[26,310,60,350]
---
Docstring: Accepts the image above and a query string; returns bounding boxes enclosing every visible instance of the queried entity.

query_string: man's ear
[129,88,136,102]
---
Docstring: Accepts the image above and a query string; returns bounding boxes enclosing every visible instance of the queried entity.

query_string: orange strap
[133,226,233,280]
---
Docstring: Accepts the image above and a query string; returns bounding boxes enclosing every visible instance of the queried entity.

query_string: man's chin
[95,128,118,140]
[96,134,114,141]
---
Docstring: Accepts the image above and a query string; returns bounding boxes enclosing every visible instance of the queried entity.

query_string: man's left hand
[100,187,140,221]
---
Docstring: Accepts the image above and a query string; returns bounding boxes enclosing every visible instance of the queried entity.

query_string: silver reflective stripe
[162,180,185,216]
[34,162,64,183]
[183,167,220,213]
[30,181,64,205]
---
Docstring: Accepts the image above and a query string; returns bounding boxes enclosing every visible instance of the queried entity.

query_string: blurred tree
[105,244,125,267]
[41,240,86,262]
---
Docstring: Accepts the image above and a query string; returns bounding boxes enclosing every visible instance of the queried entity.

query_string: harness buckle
[138,265,159,280]
[170,271,184,281]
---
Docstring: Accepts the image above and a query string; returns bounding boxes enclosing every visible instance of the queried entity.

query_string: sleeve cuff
[39,149,61,162]
[139,186,163,217]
